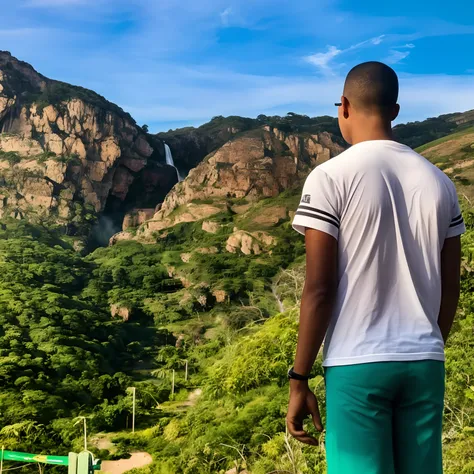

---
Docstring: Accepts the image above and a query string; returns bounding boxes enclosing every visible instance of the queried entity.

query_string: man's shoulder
[316,145,365,178]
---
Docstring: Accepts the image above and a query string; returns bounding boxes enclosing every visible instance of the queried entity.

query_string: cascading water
[164,143,183,182]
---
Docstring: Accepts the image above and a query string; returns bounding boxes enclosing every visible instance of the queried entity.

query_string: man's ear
[390,104,400,121]
[341,96,350,119]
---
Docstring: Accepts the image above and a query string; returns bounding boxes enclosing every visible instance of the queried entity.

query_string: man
[286,61,465,474]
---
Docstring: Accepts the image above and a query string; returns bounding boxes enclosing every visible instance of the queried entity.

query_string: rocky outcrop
[125,127,343,240]
[122,208,156,231]
[202,220,221,234]
[155,116,256,173]
[1,52,346,240]
[110,304,131,321]
[226,230,276,255]
[0,51,156,228]
[140,203,224,235]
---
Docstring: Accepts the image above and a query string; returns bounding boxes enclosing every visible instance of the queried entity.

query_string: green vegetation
[416,127,474,154]
[393,110,474,149]
[1,120,474,472]
[159,109,474,153]
[161,113,344,142]
[23,81,131,119]
[1,189,473,473]
[0,150,22,166]
[0,220,174,455]
[0,149,81,166]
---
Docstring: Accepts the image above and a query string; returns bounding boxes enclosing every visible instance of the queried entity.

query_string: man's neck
[350,117,394,145]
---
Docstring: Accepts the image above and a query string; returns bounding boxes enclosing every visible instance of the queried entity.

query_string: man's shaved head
[343,61,399,115]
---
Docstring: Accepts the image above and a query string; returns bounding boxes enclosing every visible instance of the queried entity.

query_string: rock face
[0,51,345,239]
[155,116,257,174]
[0,51,158,228]
[122,208,156,231]
[130,127,343,239]
[226,230,276,255]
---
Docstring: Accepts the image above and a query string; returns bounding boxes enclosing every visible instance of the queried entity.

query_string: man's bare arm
[293,229,338,375]
[286,228,338,445]
[438,236,461,343]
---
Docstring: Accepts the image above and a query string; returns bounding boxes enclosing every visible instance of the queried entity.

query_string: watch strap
[288,367,310,381]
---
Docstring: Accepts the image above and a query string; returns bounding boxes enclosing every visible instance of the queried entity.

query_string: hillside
[156,114,345,174]
[417,127,474,202]
[393,109,474,149]
[84,130,474,473]
[0,51,179,245]
[114,125,344,242]
[0,51,474,474]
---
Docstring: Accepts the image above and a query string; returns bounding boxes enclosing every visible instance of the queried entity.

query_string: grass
[415,126,474,154]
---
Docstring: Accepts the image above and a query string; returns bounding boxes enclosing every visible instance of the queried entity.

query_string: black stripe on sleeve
[297,205,340,224]
[450,217,464,228]
[451,213,462,223]
[295,210,340,229]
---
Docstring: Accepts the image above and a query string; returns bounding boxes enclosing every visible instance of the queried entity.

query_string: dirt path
[100,452,153,474]
[181,388,202,407]
[444,158,474,174]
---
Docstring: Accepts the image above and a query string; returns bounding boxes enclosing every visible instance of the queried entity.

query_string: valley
[0,51,474,474]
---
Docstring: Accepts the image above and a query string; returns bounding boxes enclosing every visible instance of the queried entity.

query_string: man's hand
[286,379,323,446]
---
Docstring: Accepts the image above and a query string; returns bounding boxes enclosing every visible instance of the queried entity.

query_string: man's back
[287,62,464,474]
[295,140,465,366]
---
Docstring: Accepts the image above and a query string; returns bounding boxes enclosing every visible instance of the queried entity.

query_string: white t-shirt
[292,140,466,367]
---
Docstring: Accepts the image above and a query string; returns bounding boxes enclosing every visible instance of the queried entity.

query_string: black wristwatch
[288,367,311,381]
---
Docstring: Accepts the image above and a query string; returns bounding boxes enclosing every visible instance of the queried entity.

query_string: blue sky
[1,0,473,132]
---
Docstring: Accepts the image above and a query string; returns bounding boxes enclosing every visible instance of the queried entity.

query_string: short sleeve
[292,168,341,240]
[446,190,466,238]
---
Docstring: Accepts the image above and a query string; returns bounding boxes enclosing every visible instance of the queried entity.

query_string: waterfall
[164,143,183,182]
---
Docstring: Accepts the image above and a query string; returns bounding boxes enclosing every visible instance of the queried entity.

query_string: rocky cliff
[0,51,180,235]
[112,125,344,241]
[6,51,471,246]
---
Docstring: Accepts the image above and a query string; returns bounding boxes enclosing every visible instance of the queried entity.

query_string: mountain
[156,113,344,173]
[393,109,474,149]
[0,52,348,245]
[2,50,474,245]
[0,51,179,242]
[0,52,473,474]
[116,125,344,242]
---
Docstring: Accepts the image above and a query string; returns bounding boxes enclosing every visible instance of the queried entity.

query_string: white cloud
[371,35,385,45]
[220,7,233,26]
[304,45,342,73]
[385,50,411,64]
[304,35,385,74]
[404,43,416,48]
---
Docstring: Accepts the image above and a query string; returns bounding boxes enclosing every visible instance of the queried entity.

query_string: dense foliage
[0,221,171,454]
[1,127,474,473]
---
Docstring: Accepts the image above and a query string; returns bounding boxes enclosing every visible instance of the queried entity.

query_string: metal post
[185,360,188,381]
[132,387,136,434]
[1,445,5,474]
[171,370,175,395]
[83,418,87,451]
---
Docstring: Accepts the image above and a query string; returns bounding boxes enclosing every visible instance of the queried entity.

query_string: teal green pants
[325,361,445,474]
